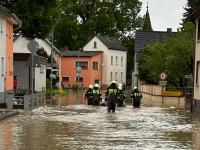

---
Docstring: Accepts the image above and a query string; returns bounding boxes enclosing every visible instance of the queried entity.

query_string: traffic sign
[159,80,167,86]
[184,74,193,79]
[27,40,39,54]
[76,67,81,73]
[160,72,167,80]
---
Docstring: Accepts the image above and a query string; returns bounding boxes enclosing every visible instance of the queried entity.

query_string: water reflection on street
[0,92,197,150]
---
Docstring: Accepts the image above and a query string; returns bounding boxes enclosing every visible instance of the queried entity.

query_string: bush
[46,89,67,96]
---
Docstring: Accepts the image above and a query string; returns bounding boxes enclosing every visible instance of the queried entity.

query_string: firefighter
[116,85,126,107]
[131,86,142,108]
[92,84,101,106]
[106,80,118,113]
[85,85,93,105]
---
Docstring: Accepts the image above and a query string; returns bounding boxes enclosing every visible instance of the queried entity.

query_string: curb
[0,111,19,121]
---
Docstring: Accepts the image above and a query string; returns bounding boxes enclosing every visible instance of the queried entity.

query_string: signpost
[27,40,39,109]
[159,72,167,86]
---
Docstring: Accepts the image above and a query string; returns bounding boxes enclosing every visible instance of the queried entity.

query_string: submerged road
[0,103,195,150]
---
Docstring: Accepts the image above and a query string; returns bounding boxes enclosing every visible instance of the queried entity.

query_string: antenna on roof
[147,1,149,10]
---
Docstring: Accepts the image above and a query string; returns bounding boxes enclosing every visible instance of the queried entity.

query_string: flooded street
[0,92,197,150]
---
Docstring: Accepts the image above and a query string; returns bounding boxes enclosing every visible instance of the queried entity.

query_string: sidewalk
[0,109,19,121]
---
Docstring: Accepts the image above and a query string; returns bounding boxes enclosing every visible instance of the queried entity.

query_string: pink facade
[5,20,14,90]
[61,52,103,88]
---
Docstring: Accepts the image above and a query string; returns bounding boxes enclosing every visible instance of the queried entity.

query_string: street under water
[0,92,199,150]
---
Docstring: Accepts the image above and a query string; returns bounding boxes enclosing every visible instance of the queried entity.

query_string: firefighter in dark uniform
[116,85,126,107]
[92,84,101,106]
[85,85,93,105]
[106,81,118,113]
[131,86,142,108]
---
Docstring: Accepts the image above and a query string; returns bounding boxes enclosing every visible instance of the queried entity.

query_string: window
[76,61,88,69]
[115,72,117,80]
[110,72,113,81]
[1,57,4,76]
[93,62,98,70]
[94,41,97,48]
[111,56,113,65]
[198,19,200,40]
[121,57,123,66]
[196,61,200,84]
[116,56,118,65]
[76,77,83,82]
[62,76,69,82]
[121,72,123,81]
[95,79,99,84]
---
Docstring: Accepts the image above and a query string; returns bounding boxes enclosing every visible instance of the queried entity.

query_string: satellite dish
[27,40,39,54]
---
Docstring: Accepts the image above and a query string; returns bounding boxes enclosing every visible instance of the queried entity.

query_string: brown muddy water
[0,91,197,150]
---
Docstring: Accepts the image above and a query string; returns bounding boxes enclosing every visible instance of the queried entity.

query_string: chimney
[167,28,172,32]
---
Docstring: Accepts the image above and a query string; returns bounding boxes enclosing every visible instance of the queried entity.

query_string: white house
[191,8,200,112]
[83,35,127,88]
[13,35,61,91]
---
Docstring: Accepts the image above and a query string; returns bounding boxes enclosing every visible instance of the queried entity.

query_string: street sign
[76,67,81,73]
[159,80,167,86]
[76,73,81,77]
[160,72,167,80]
[184,74,193,79]
[27,40,39,54]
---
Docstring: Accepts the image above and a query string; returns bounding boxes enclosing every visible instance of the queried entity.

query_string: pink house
[0,5,21,104]
[61,51,103,88]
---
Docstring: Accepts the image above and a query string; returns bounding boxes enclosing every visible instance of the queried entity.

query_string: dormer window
[94,41,97,48]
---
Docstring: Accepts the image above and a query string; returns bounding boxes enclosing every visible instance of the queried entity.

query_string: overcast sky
[139,0,187,32]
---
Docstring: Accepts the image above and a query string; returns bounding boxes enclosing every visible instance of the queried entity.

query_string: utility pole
[27,40,39,110]
[50,30,53,105]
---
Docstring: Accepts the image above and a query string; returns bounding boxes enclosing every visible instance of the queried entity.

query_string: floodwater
[0,91,197,150]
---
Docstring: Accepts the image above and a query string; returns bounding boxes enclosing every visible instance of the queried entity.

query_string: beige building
[191,8,200,112]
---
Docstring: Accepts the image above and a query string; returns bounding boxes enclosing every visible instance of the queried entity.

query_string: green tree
[54,0,142,50]
[0,0,61,39]
[183,0,200,21]
[138,22,195,87]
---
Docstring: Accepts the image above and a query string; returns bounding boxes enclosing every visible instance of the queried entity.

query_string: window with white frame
[198,19,200,40]
[121,57,123,66]
[62,76,69,82]
[76,76,83,82]
[93,62,98,70]
[111,56,113,65]
[110,72,113,81]
[196,61,200,84]
[116,56,118,65]
[1,57,4,76]
[121,72,123,81]
[115,72,117,80]
[76,61,88,69]
[94,41,97,48]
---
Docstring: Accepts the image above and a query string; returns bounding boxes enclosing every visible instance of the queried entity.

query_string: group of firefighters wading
[85,80,142,113]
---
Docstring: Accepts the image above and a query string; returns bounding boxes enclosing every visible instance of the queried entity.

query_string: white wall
[194,18,200,100]
[0,16,6,93]
[35,65,46,91]
[83,36,127,86]
[107,49,127,84]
